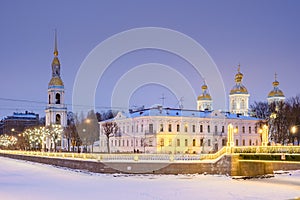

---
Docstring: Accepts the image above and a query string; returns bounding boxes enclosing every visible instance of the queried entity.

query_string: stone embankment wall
[1,153,299,176]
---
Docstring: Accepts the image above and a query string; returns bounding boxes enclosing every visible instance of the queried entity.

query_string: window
[235,139,239,146]
[255,126,257,134]
[149,124,153,133]
[131,140,133,147]
[176,124,180,132]
[168,139,172,146]
[168,124,172,132]
[127,140,129,146]
[111,140,113,147]
[55,114,61,125]
[122,140,125,146]
[192,139,196,147]
[141,139,144,147]
[242,126,245,133]
[136,125,138,133]
[222,139,226,146]
[200,125,203,133]
[214,126,218,133]
[222,126,224,133]
[141,124,143,132]
[48,94,51,104]
[192,125,196,132]
[115,140,117,146]
[55,93,60,104]
[249,126,251,134]
[184,124,188,132]
[208,139,211,146]
[207,125,210,133]
[185,139,188,147]
[249,139,252,146]
[160,138,165,147]
[242,139,245,146]
[241,99,245,109]
[118,140,121,147]
[177,139,180,147]
[160,124,164,132]
[200,138,204,146]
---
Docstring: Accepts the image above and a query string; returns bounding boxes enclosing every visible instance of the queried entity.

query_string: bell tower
[45,31,67,149]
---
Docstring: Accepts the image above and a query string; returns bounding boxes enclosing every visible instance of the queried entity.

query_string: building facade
[99,65,262,154]
[99,107,261,154]
[1,111,39,135]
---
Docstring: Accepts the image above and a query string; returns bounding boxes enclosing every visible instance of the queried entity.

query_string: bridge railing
[230,146,300,154]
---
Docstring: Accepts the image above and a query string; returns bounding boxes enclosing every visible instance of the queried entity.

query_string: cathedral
[98,65,285,154]
[45,32,67,150]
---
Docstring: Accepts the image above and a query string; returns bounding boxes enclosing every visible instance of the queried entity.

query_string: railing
[1,146,300,163]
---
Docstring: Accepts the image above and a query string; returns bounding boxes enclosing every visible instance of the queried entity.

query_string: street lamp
[290,125,299,145]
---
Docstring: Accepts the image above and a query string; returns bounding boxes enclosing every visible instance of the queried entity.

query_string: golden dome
[197,94,212,100]
[272,80,279,87]
[235,71,243,83]
[201,84,208,90]
[268,90,284,97]
[230,84,248,95]
[49,77,64,86]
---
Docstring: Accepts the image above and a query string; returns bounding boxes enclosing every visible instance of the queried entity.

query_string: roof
[105,106,260,122]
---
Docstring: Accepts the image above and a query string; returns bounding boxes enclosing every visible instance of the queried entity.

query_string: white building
[99,65,262,154]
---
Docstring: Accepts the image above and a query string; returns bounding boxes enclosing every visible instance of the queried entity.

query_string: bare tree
[102,121,118,153]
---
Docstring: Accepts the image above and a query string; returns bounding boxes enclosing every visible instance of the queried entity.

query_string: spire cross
[160,93,166,106]
[275,72,277,81]
[54,29,58,57]
[237,63,241,72]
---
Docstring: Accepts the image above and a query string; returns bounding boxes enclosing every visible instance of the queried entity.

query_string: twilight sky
[0,0,299,118]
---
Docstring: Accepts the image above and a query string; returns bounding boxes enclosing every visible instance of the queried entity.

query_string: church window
[249,126,252,134]
[242,139,245,146]
[160,124,164,132]
[200,138,204,146]
[222,126,224,133]
[208,139,211,146]
[177,139,180,147]
[249,139,252,146]
[48,94,51,104]
[149,124,153,133]
[192,125,196,132]
[214,125,218,134]
[200,125,203,133]
[184,124,188,132]
[55,93,61,104]
[222,139,226,146]
[207,125,210,133]
[241,99,245,109]
[55,114,61,125]
[192,139,196,147]
[176,124,180,132]
[235,139,239,146]
[168,124,172,132]
[242,126,245,133]
[185,139,188,146]
[232,100,236,110]
[141,124,143,132]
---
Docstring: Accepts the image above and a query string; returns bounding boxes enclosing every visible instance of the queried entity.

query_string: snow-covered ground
[0,157,299,200]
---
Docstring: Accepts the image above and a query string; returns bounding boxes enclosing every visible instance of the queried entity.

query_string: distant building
[1,111,39,135]
[267,73,285,105]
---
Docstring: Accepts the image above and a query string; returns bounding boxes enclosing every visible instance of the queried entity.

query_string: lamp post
[259,125,269,146]
[290,125,300,146]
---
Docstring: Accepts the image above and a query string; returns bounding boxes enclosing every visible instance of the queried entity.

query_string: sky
[0,0,300,118]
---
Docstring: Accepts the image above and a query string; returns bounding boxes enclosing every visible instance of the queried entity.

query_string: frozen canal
[0,157,299,200]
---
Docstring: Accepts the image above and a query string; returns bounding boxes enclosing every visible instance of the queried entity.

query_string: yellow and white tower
[45,31,67,149]
[229,65,250,116]
[197,81,213,111]
[267,73,285,105]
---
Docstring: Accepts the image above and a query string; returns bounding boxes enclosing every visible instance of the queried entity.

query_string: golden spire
[54,29,58,57]
[201,80,208,91]
[273,72,279,87]
[235,64,243,83]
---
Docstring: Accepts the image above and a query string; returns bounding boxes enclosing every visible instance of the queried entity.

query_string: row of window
[113,123,258,134]
[102,138,259,148]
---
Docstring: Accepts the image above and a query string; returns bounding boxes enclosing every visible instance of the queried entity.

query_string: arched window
[55,114,61,125]
[55,93,61,104]
[241,99,245,109]
[48,94,51,104]
[232,100,236,110]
